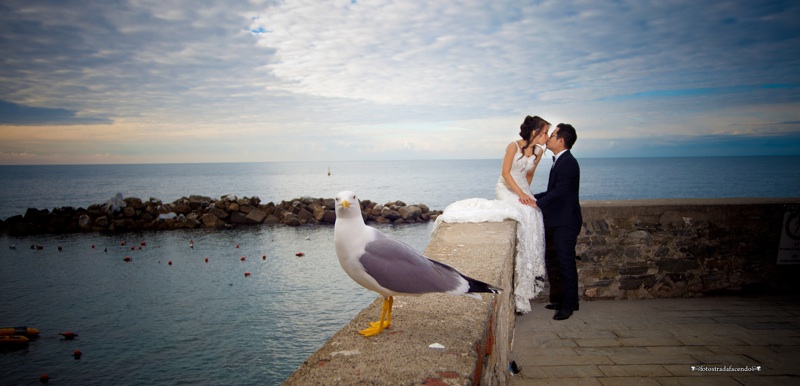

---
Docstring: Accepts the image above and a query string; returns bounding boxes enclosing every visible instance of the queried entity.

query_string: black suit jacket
[534,150,582,228]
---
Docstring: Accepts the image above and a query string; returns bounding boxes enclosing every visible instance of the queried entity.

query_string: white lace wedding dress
[434,143,546,314]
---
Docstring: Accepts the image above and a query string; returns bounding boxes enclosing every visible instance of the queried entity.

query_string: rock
[124,197,144,209]
[399,205,422,220]
[619,265,649,275]
[123,207,136,217]
[373,216,391,224]
[230,212,248,224]
[174,204,191,215]
[239,205,253,214]
[282,213,302,227]
[623,230,650,244]
[264,215,281,225]
[209,207,229,220]
[322,210,337,224]
[189,195,210,206]
[184,217,200,229]
[95,216,109,227]
[201,213,226,227]
[297,208,313,221]
[78,215,91,229]
[381,207,402,221]
[309,203,325,221]
[322,198,335,209]
[658,258,700,272]
[246,208,268,224]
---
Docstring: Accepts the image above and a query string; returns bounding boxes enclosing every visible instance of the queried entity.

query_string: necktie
[551,156,556,169]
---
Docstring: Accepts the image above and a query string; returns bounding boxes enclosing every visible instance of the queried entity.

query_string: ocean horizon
[2,155,799,221]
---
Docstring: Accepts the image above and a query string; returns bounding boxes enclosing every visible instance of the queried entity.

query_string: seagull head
[335,190,363,220]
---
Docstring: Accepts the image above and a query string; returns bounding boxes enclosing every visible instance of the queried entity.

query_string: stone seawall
[577,198,800,300]
[284,198,799,385]
[0,195,442,235]
[284,221,518,386]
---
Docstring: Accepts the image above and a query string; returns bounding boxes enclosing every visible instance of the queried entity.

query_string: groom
[532,123,582,320]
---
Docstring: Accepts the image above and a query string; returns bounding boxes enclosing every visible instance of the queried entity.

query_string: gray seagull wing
[359,229,464,295]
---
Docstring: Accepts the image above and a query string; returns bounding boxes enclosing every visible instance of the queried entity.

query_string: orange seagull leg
[360,297,392,337]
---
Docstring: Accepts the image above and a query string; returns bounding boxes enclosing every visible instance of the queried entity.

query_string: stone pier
[284,198,800,385]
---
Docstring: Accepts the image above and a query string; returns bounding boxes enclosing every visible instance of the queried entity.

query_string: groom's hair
[556,123,577,149]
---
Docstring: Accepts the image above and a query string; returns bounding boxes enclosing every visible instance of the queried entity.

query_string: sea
[1,156,799,385]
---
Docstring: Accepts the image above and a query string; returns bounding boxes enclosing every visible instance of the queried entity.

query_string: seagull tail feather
[464,274,503,296]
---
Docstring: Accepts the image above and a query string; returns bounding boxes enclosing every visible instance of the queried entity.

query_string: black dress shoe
[553,308,574,321]
[545,303,579,311]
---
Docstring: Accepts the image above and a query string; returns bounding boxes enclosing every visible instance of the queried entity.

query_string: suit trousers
[544,223,581,308]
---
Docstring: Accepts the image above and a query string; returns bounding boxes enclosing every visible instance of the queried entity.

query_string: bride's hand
[518,195,535,206]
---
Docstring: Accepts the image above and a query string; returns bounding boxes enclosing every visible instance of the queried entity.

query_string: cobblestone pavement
[510,296,800,385]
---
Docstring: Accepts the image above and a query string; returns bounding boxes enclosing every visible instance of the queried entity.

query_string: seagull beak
[341,199,351,209]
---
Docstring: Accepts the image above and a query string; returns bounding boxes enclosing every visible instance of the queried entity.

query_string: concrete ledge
[284,221,517,385]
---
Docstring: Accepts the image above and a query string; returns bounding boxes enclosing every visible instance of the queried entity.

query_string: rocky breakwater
[0,194,442,236]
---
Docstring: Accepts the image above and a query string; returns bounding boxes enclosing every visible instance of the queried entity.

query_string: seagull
[333,191,501,337]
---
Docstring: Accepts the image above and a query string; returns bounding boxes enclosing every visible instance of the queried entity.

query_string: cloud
[0,100,112,125]
[581,131,800,158]
[0,0,798,164]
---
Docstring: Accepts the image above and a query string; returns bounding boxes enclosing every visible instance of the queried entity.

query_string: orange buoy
[236,244,240,249]
[39,373,49,384]
[240,256,246,261]
[204,258,209,263]
[296,252,304,257]
[168,261,172,266]
[60,331,78,340]
[123,256,132,262]
[91,244,95,249]
[130,246,135,251]
[58,246,63,252]
[120,241,126,246]
[72,350,82,359]
[262,255,266,260]
[244,272,251,277]
[140,241,147,246]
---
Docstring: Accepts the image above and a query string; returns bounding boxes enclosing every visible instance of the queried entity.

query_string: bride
[435,115,550,313]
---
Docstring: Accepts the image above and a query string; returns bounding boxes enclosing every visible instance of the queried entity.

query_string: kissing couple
[435,116,582,320]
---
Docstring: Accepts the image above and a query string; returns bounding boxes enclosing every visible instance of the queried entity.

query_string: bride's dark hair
[518,115,550,160]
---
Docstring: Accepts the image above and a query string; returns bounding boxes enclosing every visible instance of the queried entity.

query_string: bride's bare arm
[502,142,535,206]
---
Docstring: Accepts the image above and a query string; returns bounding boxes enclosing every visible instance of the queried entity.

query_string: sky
[1,0,799,164]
